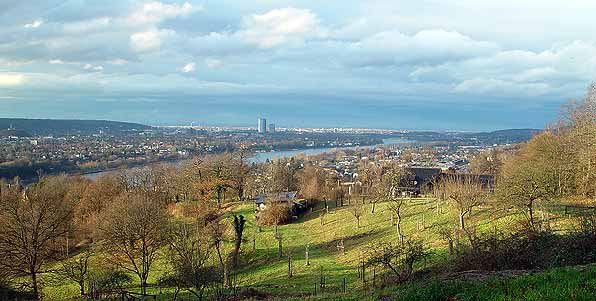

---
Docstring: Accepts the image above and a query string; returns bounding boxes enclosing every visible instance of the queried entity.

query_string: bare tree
[230,148,254,202]
[365,239,427,283]
[95,193,169,295]
[438,175,487,231]
[206,218,229,287]
[497,135,560,229]
[350,202,364,228]
[388,198,406,245]
[0,176,74,299]
[166,221,219,300]
[55,249,93,297]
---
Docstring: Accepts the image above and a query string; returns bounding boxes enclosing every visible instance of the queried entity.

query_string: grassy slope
[283,264,596,301]
[42,197,586,299]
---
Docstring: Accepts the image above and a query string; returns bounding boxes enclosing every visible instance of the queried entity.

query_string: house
[254,191,305,210]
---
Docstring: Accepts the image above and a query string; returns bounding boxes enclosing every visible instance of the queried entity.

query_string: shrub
[365,239,429,284]
[87,269,132,298]
[451,224,596,272]
[257,203,291,226]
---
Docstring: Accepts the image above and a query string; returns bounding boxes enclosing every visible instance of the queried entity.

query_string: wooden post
[306,244,310,266]
[373,266,376,287]
[288,254,293,278]
[275,233,283,258]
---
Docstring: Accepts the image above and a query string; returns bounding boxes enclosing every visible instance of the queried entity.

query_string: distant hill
[467,128,542,144]
[0,118,152,136]
[0,128,32,138]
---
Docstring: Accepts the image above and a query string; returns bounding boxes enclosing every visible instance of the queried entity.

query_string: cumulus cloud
[0,73,25,86]
[345,29,499,67]
[49,59,64,64]
[24,20,42,28]
[181,62,195,73]
[127,1,199,25]
[130,29,173,53]
[241,7,324,48]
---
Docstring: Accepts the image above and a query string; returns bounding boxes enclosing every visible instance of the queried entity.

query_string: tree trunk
[527,202,534,229]
[459,211,466,231]
[215,242,229,287]
[31,270,39,300]
[396,212,403,245]
[79,281,85,297]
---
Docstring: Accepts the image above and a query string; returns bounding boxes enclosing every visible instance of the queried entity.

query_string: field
[41,196,592,300]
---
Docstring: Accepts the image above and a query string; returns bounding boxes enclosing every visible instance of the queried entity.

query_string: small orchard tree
[388,198,406,245]
[95,193,169,294]
[55,249,92,297]
[365,239,427,283]
[167,221,219,300]
[350,202,364,228]
[438,175,487,232]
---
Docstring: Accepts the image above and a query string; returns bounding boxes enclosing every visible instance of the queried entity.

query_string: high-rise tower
[257,118,267,133]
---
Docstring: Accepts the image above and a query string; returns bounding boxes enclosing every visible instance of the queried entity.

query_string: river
[82,137,412,181]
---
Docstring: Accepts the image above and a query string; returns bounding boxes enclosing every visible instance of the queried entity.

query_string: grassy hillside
[40,195,590,300]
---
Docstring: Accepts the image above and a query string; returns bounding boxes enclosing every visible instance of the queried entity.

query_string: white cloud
[0,73,25,86]
[128,1,199,25]
[345,29,499,67]
[24,20,42,28]
[205,58,224,68]
[130,29,173,53]
[181,62,195,73]
[241,7,324,48]
[63,17,111,34]
[83,64,103,71]
[49,59,64,64]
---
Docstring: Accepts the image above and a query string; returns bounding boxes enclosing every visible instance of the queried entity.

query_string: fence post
[288,253,293,278]
[306,244,310,266]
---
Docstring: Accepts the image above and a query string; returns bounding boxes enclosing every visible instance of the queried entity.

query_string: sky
[0,0,595,130]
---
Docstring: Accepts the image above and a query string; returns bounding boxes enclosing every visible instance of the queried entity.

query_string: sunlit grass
[41,196,591,299]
